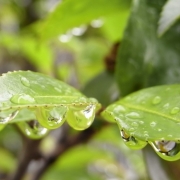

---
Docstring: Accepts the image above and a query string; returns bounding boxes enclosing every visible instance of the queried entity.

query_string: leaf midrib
[121,102,179,122]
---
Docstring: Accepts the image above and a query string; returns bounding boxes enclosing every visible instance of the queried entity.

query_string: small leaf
[101,84,180,161]
[0,71,101,133]
[158,0,180,36]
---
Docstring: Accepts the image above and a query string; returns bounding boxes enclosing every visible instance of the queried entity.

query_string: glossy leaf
[158,0,180,36]
[38,0,131,40]
[0,71,101,133]
[115,0,180,96]
[101,84,180,160]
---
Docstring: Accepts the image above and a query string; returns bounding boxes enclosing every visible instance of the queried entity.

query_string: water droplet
[11,94,35,104]
[128,127,135,132]
[114,105,126,113]
[139,121,144,124]
[21,77,30,87]
[149,141,180,161]
[90,19,104,28]
[152,96,161,105]
[150,121,156,127]
[71,25,87,36]
[0,110,19,124]
[170,107,180,115]
[67,105,95,130]
[163,103,169,108]
[18,121,48,139]
[36,106,67,129]
[126,112,141,119]
[131,122,139,127]
[58,32,72,43]
[158,128,162,132]
[120,130,147,150]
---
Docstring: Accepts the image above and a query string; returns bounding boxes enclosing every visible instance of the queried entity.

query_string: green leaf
[38,0,131,40]
[101,84,180,161]
[158,0,180,36]
[0,71,101,136]
[115,0,180,96]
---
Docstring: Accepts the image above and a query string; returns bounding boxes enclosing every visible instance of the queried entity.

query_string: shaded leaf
[115,0,180,96]
[158,0,180,36]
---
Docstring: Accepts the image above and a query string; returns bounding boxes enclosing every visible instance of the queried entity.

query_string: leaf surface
[102,84,180,142]
[0,71,101,132]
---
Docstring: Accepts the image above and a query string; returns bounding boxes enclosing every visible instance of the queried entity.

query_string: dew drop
[149,141,180,161]
[152,96,161,105]
[67,105,95,130]
[11,94,35,104]
[90,19,104,28]
[18,121,48,139]
[114,105,126,113]
[163,103,169,108]
[150,121,156,127]
[21,77,30,87]
[0,110,19,124]
[170,107,180,115]
[120,130,147,150]
[131,122,139,127]
[71,25,87,36]
[36,106,67,129]
[126,112,141,119]
[128,127,135,132]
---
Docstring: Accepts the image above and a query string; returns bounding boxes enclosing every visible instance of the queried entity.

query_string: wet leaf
[0,71,101,132]
[101,84,180,161]
[158,0,180,36]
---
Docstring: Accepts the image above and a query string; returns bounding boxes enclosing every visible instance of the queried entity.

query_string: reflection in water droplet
[11,94,35,104]
[150,121,156,127]
[170,107,180,115]
[149,141,180,161]
[18,121,48,139]
[120,130,147,150]
[21,77,30,87]
[126,112,141,119]
[0,110,19,124]
[152,96,161,105]
[36,106,67,129]
[67,105,95,130]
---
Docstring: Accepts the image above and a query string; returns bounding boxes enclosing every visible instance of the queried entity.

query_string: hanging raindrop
[120,130,147,150]
[67,105,95,130]
[18,120,48,139]
[36,106,67,129]
[149,140,180,161]
[0,110,19,124]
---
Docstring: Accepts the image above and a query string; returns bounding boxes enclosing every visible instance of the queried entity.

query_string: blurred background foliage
[0,0,180,180]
